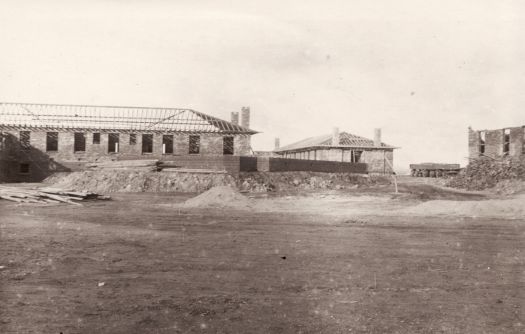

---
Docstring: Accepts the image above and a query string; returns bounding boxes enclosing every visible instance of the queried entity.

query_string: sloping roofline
[275,131,397,152]
[0,102,258,135]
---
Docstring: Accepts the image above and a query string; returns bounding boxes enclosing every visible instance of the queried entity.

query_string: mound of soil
[182,186,252,209]
[45,170,385,194]
[238,172,390,192]
[45,171,237,193]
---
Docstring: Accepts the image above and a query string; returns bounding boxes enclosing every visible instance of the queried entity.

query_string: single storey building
[273,128,396,174]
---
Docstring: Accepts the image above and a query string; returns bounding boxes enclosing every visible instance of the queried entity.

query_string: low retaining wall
[117,155,257,174]
[172,156,257,173]
[257,157,368,174]
[1,155,368,183]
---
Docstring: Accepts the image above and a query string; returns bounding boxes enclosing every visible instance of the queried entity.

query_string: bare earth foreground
[1,183,524,333]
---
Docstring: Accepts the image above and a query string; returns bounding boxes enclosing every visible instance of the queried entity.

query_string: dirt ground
[1,181,524,333]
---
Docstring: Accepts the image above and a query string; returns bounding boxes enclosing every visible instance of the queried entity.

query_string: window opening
[19,163,30,174]
[352,150,363,163]
[142,134,153,153]
[189,135,200,154]
[223,136,234,155]
[74,133,86,152]
[162,135,174,154]
[503,129,510,155]
[108,133,120,153]
[46,132,58,151]
[20,131,31,151]
[479,131,486,155]
[93,133,101,144]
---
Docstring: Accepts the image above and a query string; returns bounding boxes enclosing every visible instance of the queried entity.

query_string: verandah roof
[275,132,396,152]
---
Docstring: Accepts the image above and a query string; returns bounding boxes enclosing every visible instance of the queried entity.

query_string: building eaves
[274,131,397,152]
[0,102,258,135]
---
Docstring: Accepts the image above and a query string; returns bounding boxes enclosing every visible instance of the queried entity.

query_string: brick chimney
[241,106,250,128]
[274,137,280,150]
[231,112,239,125]
[374,128,382,147]
[332,127,340,146]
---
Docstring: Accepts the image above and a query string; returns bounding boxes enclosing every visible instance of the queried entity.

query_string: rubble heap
[447,157,525,191]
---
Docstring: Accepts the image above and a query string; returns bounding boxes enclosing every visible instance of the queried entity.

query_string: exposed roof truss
[0,102,256,135]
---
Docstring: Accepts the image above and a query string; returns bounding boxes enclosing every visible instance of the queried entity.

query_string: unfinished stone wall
[485,130,503,157]
[468,126,524,160]
[509,127,523,157]
[468,127,479,159]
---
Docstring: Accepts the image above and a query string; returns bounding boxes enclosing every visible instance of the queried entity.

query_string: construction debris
[447,157,525,190]
[0,185,109,205]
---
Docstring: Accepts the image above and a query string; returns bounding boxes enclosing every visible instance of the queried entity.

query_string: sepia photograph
[0,1,524,333]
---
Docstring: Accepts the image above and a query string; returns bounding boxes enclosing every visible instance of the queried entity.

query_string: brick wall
[468,127,479,159]
[257,157,368,173]
[239,156,258,172]
[509,127,523,157]
[2,130,251,160]
[484,130,503,157]
[161,156,257,173]
[468,126,524,160]
[0,129,254,182]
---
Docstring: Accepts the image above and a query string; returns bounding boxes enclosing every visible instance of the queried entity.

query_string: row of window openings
[19,132,235,155]
[478,129,518,156]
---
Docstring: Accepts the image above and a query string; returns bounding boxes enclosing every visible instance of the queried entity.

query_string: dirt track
[1,187,524,333]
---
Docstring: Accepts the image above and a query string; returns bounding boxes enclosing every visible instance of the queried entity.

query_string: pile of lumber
[86,160,160,172]
[0,186,110,205]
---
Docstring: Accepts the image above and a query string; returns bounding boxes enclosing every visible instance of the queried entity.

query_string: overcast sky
[1,0,524,171]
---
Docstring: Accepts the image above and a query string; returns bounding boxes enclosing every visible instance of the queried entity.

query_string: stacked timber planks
[0,186,109,205]
[86,160,160,172]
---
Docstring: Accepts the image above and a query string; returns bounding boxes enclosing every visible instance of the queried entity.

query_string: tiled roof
[275,132,395,152]
[0,102,256,134]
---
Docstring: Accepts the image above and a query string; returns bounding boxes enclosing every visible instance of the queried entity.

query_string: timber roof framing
[275,132,397,153]
[0,102,257,135]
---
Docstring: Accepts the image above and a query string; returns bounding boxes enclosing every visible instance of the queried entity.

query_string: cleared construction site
[1,104,524,334]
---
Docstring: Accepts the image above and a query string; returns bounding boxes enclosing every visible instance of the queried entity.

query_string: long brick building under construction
[0,102,396,182]
[0,102,256,182]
